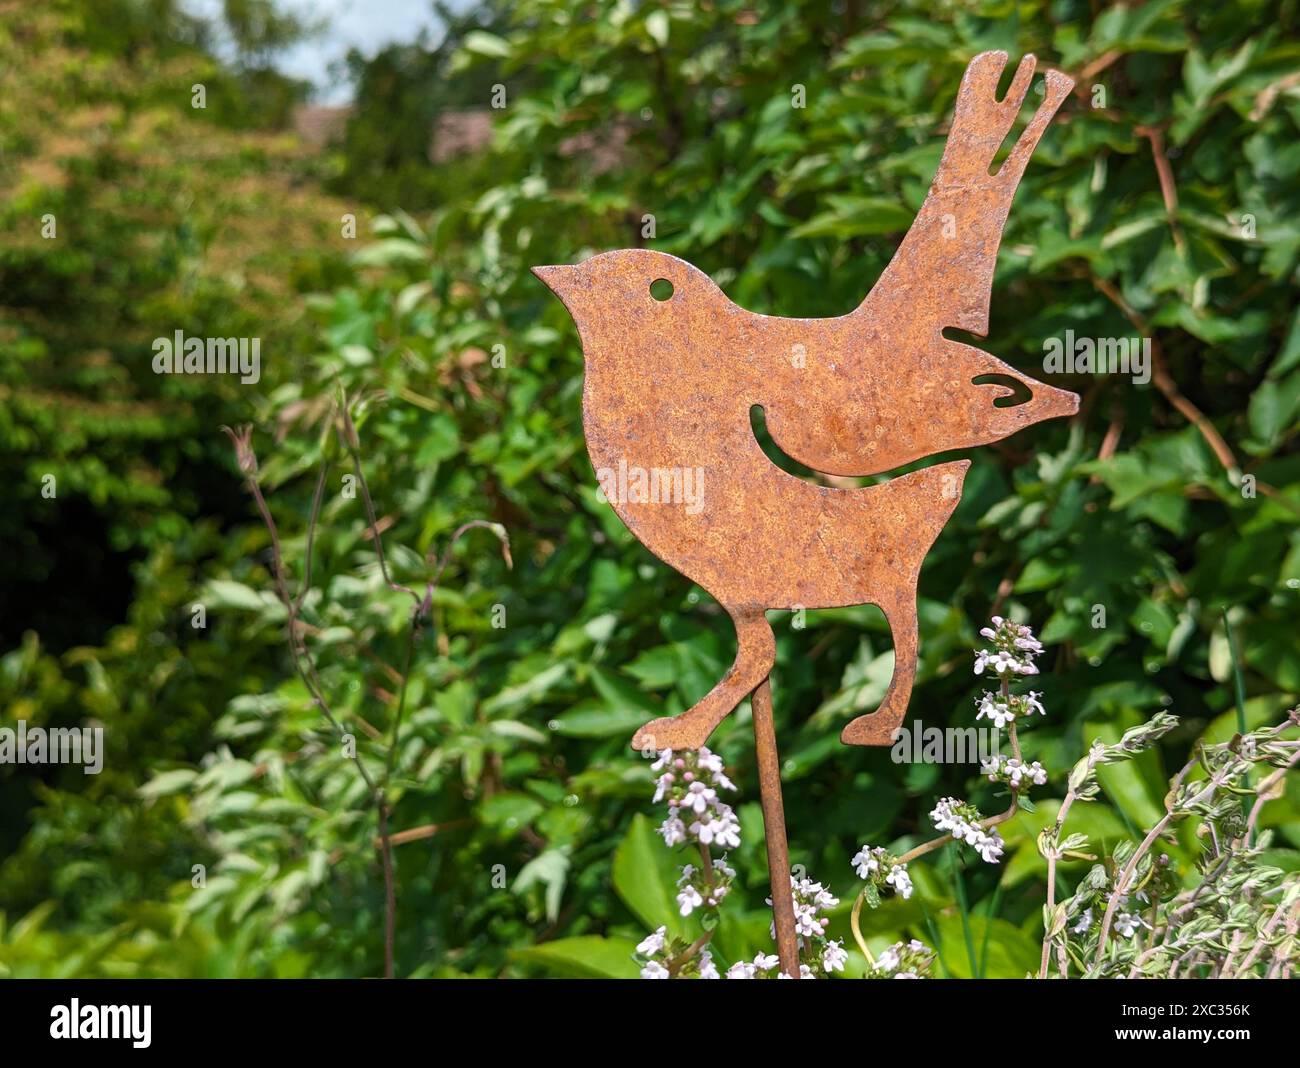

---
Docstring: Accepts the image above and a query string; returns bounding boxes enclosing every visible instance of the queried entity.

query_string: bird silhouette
[534,52,1079,752]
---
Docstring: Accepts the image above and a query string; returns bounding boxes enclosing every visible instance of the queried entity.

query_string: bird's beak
[1033,379,1081,420]
[531,263,580,297]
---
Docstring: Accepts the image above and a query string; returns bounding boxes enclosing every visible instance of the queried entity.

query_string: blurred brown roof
[291,105,632,172]
[293,105,354,146]
[430,109,496,162]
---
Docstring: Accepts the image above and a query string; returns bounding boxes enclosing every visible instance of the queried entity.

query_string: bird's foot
[631,715,715,754]
[840,699,907,747]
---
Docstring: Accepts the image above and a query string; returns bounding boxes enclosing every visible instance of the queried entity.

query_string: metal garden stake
[535,52,1080,978]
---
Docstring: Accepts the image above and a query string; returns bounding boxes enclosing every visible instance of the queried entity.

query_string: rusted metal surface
[751,678,799,975]
[536,51,1077,751]
[535,52,1077,975]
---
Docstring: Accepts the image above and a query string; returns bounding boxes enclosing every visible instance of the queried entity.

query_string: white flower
[641,960,670,979]
[658,813,687,847]
[636,926,666,956]
[886,865,914,899]
[983,754,1048,789]
[676,883,703,917]
[930,797,962,835]
[972,828,1004,863]
[930,797,1003,863]
[853,845,913,900]
[822,940,848,972]
[873,939,934,979]
[682,780,717,814]
[697,947,720,979]
[696,749,736,791]
[851,845,881,879]
[726,952,781,980]
[975,618,1044,675]
[1072,908,1093,934]
[648,747,742,851]
[976,692,1015,728]
[768,875,838,947]
[691,805,741,849]
[1111,895,1151,939]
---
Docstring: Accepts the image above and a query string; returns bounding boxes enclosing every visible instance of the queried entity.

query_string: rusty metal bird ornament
[534,52,1079,973]
[537,51,1078,747]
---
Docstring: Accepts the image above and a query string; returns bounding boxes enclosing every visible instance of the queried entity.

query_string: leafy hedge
[2,0,1298,977]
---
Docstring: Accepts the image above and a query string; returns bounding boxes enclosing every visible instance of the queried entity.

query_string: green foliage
[2,0,1299,978]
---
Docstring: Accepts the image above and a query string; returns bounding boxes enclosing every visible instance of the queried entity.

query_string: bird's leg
[839,593,918,747]
[631,609,775,752]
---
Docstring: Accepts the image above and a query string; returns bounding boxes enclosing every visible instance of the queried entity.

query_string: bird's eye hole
[649,278,674,301]
[972,373,1032,409]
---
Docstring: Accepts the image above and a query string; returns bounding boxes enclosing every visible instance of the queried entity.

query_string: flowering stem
[667,931,715,976]
[895,717,1023,867]
[698,842,715,886]
[1093,753,1230,963]
[849,686,1024,968]
[1038,743,1098,979]
[849,891,875,968]
[653,845,724,974]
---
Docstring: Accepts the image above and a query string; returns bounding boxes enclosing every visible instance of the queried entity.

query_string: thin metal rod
[751,676,799,976]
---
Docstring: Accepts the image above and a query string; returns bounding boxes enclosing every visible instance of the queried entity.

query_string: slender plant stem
[849,891,875,969]
[1093,754,1228,963]
[225,412,510,981]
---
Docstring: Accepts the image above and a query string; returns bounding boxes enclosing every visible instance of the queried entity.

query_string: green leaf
[645,10,669,47]
[138,769,198,799]
[461,30,511,59]
[350,238,428,267]
[549,699,649,738]
[204,580,276,613]
[624,646,678,689]
[513,936,640,978]
[482,664,568,714]
[935,913,1039,978]
[612,814,686,937]
[1248,368,1300,446]
[589,664,659,714]
[480,792,543,832]
[1091,720,1166,830]
[513,848,570,923]
[789,196,914,238]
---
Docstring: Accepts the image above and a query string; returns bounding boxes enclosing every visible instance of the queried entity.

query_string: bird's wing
[859,52,1073,337]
